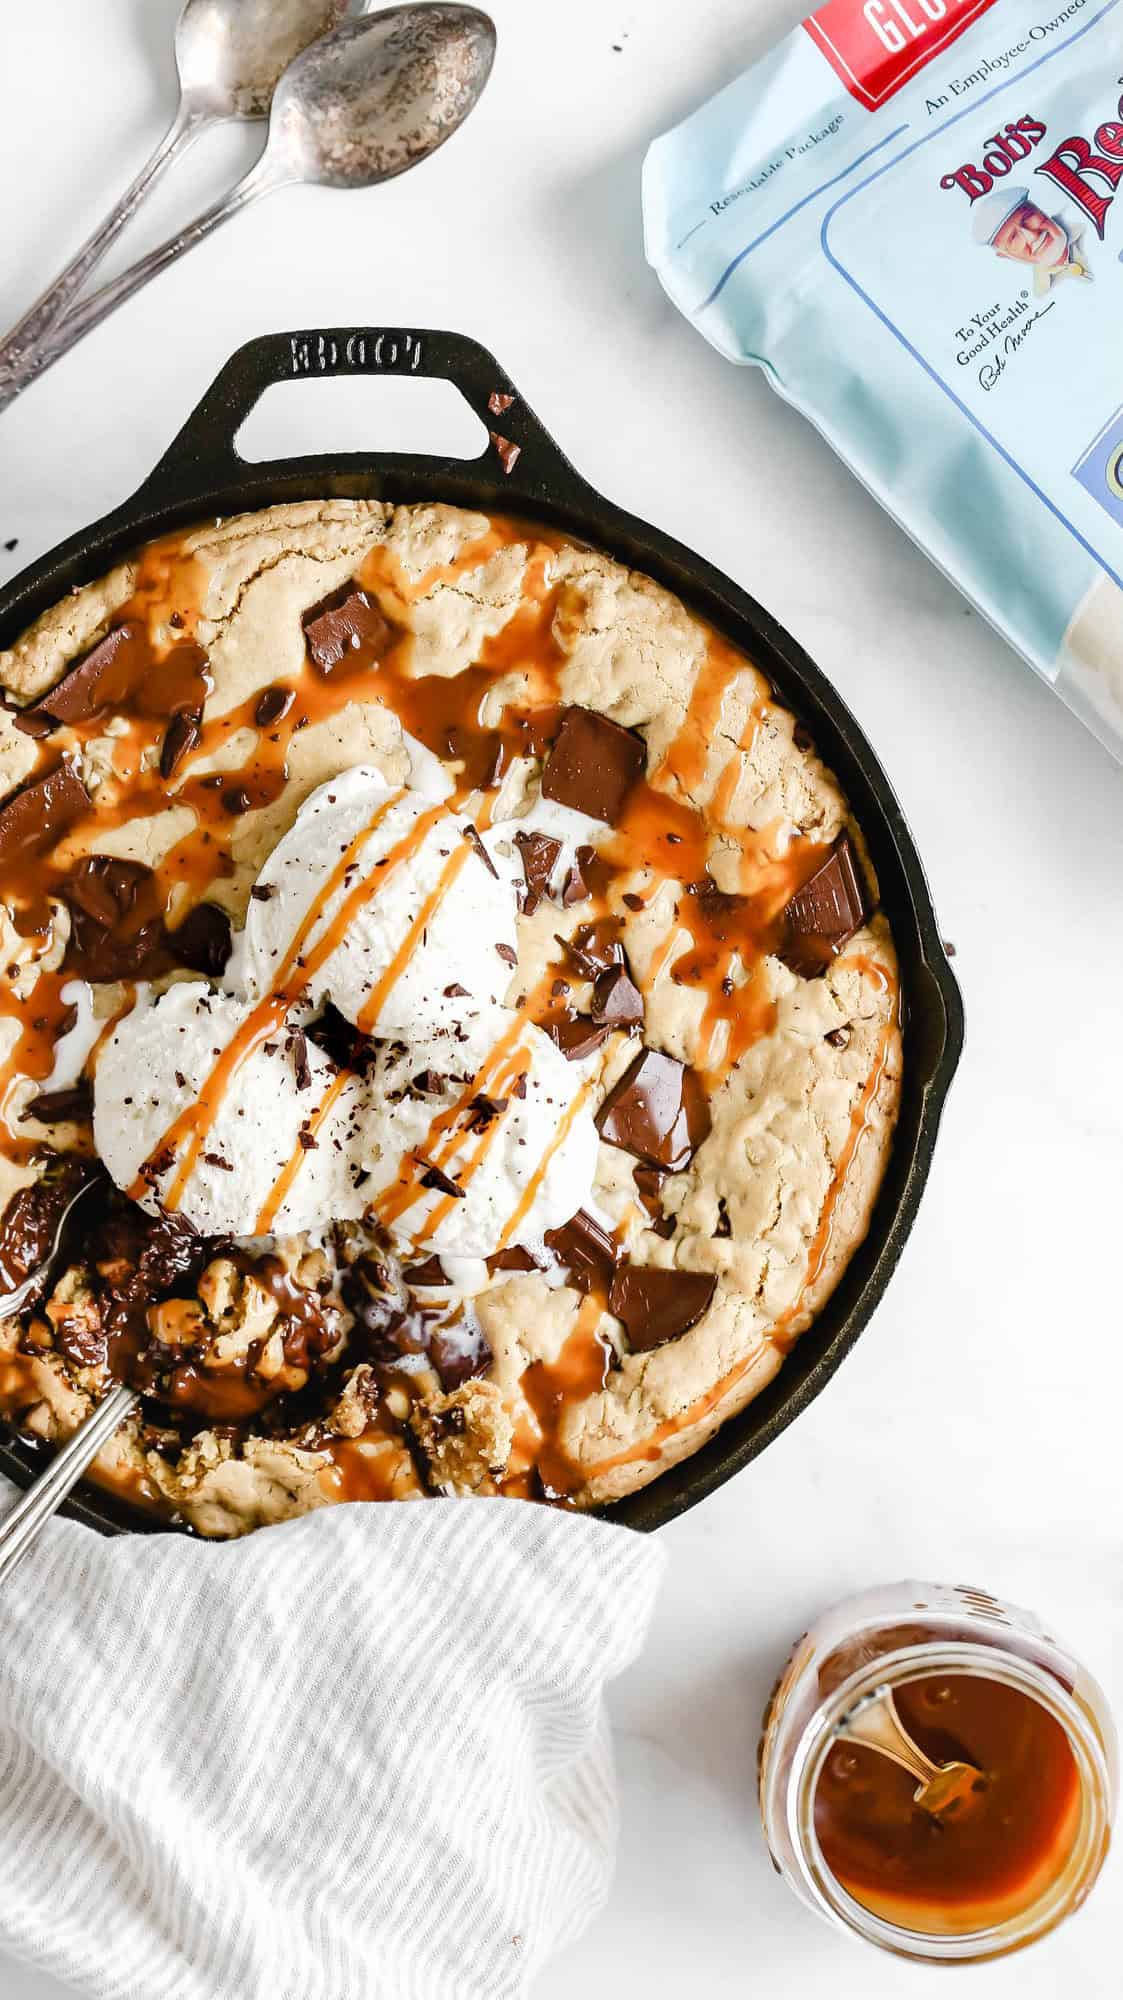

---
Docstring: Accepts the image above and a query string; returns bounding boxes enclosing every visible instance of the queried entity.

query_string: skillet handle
[129,327,593,513]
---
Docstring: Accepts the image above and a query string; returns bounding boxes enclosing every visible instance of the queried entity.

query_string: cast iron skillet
[0,327,963,1536]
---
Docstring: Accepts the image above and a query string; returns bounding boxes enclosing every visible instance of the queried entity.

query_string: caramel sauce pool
[815,1674,1083,1935]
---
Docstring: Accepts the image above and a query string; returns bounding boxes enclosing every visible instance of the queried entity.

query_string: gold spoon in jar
[838,1685,984,1815]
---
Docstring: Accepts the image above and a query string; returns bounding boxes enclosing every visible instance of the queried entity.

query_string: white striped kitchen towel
[0,1493,664,1999]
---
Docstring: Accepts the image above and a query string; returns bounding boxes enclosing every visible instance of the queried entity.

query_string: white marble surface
[1,1,1120,1994]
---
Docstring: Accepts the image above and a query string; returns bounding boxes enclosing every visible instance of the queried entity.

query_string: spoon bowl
[269,5,497,188]
[176,0,355,119]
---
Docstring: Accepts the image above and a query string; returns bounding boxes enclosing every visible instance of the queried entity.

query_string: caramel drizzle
[354,835,473,1037]
[494,1077,594,1251]
[579,1012,897,1479]
[253,1066,353,1236]
[129,787,412,1207]
[371,1024,532,1232]
[403,1043,534,1244]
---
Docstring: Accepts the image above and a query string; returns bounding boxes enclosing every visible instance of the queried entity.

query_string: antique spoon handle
[0,100,208,398]
[0,1383,139,1586]
[0,157,280,417]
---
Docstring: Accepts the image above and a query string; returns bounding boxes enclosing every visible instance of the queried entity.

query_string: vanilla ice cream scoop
[240,766,517,1039]
[94,984,370,1238]
[359,1018,600,1259]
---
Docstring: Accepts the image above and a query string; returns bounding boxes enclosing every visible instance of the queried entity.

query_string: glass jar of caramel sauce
[758,1582,1117,1963]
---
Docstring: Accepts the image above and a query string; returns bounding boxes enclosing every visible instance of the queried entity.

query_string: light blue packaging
[644,0,1123,762]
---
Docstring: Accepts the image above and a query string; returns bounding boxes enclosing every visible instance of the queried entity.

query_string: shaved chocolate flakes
[461,822,498,878]
[608,1266,717,1352]
[596,1048,710,1172]
[0,759,88,862]
[781,834,870,977]
[303,586,397,675]
[495,942,517,967]
[466,1092,508,1132]
[403,1256,448,1288]
[544,1016,611,1062]
[415,1155,465,1200]
[289,1028,312,1092]
[562,845,595,906]
[443,982,469,999]
[591,962,643,1030]
[543,1209,620,1294]
[21,1082,92,1125]
[541,708,646,825]
[159,707,201,780]
[513,829,561,914]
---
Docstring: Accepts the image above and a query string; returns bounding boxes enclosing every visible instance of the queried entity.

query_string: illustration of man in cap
[971,186,1092,294]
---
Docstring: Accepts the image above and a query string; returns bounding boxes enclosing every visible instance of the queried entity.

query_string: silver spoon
[0,0,354,400]
[0,1383,139,1585]
[838,1685,984,1815]
[0,5,496,414]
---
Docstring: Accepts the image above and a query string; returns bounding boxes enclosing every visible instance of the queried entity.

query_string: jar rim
[785,1639,1114,1964]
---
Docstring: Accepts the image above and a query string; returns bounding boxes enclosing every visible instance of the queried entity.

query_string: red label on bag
[804,0,999,110]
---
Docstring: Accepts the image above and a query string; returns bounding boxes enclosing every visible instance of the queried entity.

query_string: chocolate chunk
[9,707,55,739]
[632,1165,675,1236]
[558,919,623,980]
[302,586,396,674]
[296,1129,317,1152]
[714,1197,732,1240]
[466,1092,508,1132]
[250,884,273,902]
[254,684,294,728]
[489,431,521,475]
[222,786,252,817]
[596,1048,710,1171]
[289,1027,311,1092]
[159,707,201,780]
[591,962,644,1029]
[543,1209,621,1294]
[461,822,498,878]
[825,1025,851,1050]
[12,624,137,730]
[545,1015,611,1062]
[495,942,517,967]
[169,902,232,978]
[781,835,870,976]
[443,982,469,999]
[561,844,595,906]
[487,1245,543,1275]
[608,1266,717,1352]
[622,891,645,911]
[487,390,515,416]
[410,1070,446,1097]
[541,708,645,825]
[416,1155,465,1199]
[15,623,210,731]
[0,759,88,861]
[514,829,561,914]
[21,1082,92,1125]
[62,855,167,981]
[202,1151,234,1171]
[403,1255,448,1288]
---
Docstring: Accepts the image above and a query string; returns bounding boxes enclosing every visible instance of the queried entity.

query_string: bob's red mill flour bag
[644,0,1123,761]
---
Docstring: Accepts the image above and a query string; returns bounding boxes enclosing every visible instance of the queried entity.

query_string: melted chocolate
[543,1209,620,1294]
[596,1049,711,1172]
[607,1265,717,1350]
[14,623,211,731]
[541,707,646,824]
[302,586,397,675]
[781,834,869,975]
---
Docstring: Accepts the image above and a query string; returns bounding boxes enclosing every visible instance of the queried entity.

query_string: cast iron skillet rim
[0,326,963,1537]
